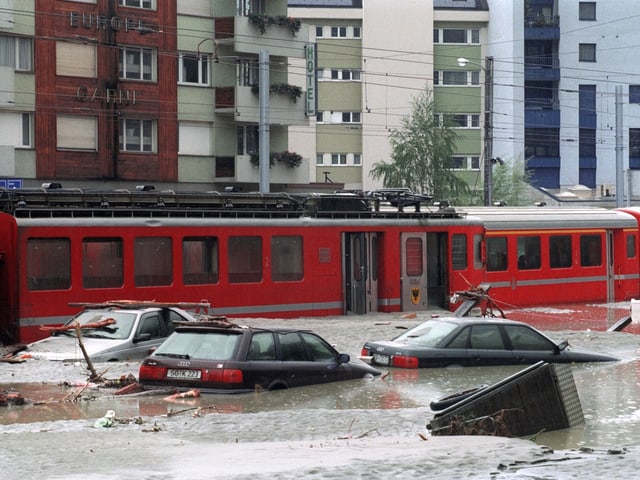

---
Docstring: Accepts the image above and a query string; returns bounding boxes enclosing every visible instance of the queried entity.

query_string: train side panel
[0,213,18,343]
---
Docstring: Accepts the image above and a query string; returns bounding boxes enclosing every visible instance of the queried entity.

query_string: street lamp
[457,56,494,206]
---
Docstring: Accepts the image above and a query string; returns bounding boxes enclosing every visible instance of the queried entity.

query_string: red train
[1,187,639,344]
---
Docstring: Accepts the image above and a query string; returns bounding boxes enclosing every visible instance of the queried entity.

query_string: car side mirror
[338,353,350,364]
[554,339,569,354]
[134,333,152,343]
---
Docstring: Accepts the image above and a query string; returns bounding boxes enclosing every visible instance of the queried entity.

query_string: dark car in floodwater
[138,320,381,393]
[361,317,619,369]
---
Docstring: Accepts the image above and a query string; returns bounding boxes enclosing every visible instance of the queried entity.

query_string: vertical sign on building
[305,43,316,116]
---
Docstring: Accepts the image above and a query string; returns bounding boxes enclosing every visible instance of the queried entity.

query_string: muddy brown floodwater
[2,304,640,479]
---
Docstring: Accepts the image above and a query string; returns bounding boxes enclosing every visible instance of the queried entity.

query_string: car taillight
[201,368,243,384]
[360,347,369,357]
[391,355,419,369]
[139,363,166,381]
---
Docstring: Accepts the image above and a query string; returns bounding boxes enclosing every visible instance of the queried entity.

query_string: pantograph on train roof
[0,185,462,220]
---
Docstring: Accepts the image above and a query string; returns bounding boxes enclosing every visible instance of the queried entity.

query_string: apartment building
[0,0,309,191]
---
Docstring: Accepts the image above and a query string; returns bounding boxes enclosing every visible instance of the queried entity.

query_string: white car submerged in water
[25,303,200,362]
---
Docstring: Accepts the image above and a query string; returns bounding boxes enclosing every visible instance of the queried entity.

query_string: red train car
[0,189,484,343]
[460,207,640,308]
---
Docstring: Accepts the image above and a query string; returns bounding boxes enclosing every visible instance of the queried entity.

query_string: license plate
[373,353,390,366]
[166,369,202,380]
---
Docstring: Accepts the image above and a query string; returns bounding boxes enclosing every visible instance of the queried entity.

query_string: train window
[451,234,467,270]
[271,236,303,282]
[580,235,602,267]
[473,234,483,269]
[228,236,262,283]
[405,237,424,276]
[486,237,507,272]
[183,237,219,285]
[550,236,572,268]
[27,238,71,291]
[517,236,540,270]
[82,238,123,289]
[134,237,173,286]
[627,234,637,259]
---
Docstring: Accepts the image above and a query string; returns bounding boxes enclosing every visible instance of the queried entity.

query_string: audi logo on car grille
[177,361,191,367]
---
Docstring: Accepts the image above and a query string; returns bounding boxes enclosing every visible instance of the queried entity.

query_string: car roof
[173,319,313,335]
[428,316,532,327]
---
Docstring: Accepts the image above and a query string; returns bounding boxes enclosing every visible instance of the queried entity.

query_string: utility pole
[483,56,494,207]
[615,85,624,208]
[259,49,270,193]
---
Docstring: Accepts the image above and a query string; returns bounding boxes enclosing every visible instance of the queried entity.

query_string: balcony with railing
[215,84,307,125]
[524,54,560,82]
[214,15,308,59]
[524,15,560,40]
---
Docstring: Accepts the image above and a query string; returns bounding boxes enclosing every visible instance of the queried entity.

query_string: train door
[606,230,614,303]
[344,232,378,314]
[400,232,428,311]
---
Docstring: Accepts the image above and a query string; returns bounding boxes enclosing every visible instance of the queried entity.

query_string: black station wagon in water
[361,317,618,369]
[139,321,381,393]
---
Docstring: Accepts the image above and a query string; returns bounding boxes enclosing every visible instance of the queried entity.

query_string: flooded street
[3,305,640,478]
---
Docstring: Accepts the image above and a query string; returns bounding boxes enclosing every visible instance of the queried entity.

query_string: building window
[177,0,211,16]
[330,26,347,38]
[630,85,640,104]
[120,46,156,81]
[179,122,211,156]
[0,35,33,71]
[316,26,324,37]
[316,111,324,123]
[434,29,480,44]
[237,125,259,155]
[178,53,209,85]
[237,58,258,86]
[57,116,97,151]
[120,118,156,152]
[439,113,480,128]
[579,128,596,158]
[56,42,96,78]
[353,26,361,38]
[630,128,640,168]
[321,69,361,81]
[237,0,265,16]
[579,2,596,21]
[579,43,596,62]
[317,153,362,166]
[434,71,479,86]
[119,0,156,9]
[451,156,480,170]
[20,113,33,148]
[329,111,361,124]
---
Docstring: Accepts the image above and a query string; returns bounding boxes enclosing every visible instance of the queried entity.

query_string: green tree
[491,156,532,206]
[369,86,469,201]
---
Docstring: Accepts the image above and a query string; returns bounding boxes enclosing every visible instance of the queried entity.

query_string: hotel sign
[69,11,151,33]
[305,43,316,116]
[76,85,137,105]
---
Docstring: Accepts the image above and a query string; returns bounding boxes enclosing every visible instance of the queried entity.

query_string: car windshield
[62,310,137,340]
[154,331,241,361]
[393,320,459,347]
